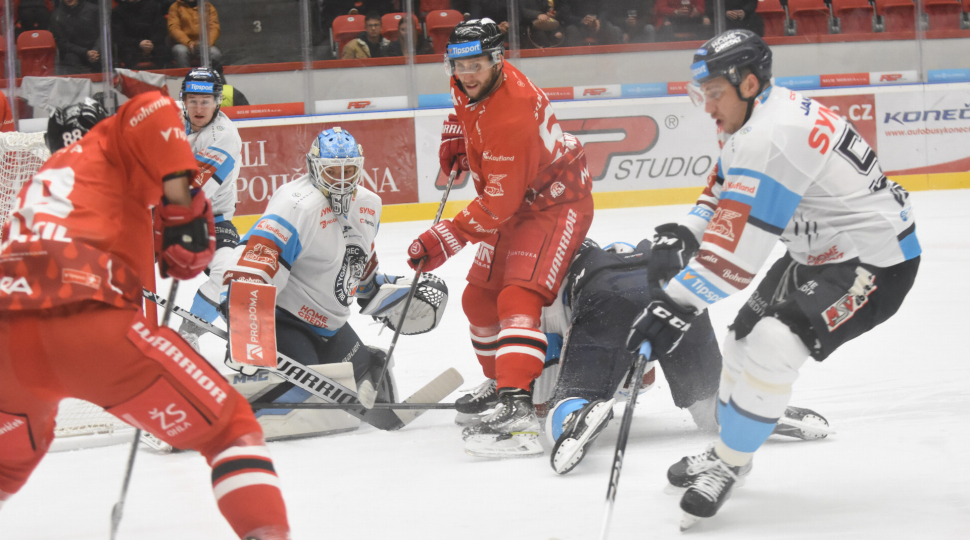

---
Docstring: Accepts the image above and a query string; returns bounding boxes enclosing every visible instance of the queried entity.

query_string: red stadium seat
[922,0,963,29]
[788,0,833,34]
[17,30,55,77]
[832,0,877,33]
[426,10,464,54]
[331,15,365,57]
[0,39,6,78]
[874,0,916,31]
[757,0,791,36]
[420,0,452,13]
[382,13,421,41]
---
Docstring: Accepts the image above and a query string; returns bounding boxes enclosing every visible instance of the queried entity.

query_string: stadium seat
[331,15,365,57]
[788,0,835,34]
[874,0,916,31]
[832,0,877,33]
[17,30,55,77]
[426,10,464,54]
[757,0,792,36]
[382,13,421,41]
[922,0,963,29]
[963,0,970,29]
[420,0,453,14]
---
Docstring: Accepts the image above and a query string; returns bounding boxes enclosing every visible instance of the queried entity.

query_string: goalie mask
[45,97,109,152]
[307,127,364,215]
[359,273,449,335]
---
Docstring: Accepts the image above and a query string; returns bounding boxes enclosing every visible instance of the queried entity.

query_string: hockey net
[0,131,135,450]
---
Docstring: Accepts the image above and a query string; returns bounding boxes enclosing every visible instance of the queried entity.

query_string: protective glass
[687,82,727,108]
[445,51,502,76]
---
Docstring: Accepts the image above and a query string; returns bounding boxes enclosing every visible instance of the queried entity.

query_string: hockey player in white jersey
[626,30,921,529]
[220,127,448,432]
[176,67,244,347]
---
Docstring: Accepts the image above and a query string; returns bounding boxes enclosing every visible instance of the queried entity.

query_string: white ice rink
[2,190,968,540]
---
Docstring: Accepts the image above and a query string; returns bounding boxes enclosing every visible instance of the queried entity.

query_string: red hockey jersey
[450,62,591,242]
[0,92,199,311]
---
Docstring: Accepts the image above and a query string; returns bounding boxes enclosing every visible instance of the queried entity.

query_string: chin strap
[734,79,768,125]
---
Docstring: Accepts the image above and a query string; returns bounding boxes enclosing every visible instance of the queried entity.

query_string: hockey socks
[469,324,500,379]
[495,327,547,391]
[210,444,289,539]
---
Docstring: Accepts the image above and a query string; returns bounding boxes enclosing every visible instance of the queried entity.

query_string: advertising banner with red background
[234,116,418,217]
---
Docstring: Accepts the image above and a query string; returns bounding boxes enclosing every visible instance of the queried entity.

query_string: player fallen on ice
[624,29,921,530]
[174,67,245,350]
[406,18,594,458]
[0,96,292,539]
[221,127,448,433]
[457,239,831,467]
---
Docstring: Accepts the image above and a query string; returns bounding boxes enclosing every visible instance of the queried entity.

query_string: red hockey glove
[153,190,216,280]
[408,220,468,272]
[439,114,469,173]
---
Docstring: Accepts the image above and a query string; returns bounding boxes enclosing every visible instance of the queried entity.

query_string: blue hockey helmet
[307,127,365,214]
[180,67,223,127]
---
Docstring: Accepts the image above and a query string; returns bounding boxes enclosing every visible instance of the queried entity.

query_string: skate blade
[776,415,835,439]
[550,400,614,474]
[465,432,544,459]
[680,512,704,531]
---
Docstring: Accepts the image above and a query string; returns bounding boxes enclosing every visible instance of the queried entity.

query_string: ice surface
[3,190,968,539]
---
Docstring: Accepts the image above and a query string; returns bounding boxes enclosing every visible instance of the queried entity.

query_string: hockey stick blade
[250,402,458,410]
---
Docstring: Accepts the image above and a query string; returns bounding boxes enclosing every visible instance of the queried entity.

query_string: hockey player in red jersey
[407,18,594,458]
[0,95,291,540]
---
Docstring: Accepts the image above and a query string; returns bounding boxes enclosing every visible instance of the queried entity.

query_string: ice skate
[665,444,751,495]
[773,406,834,440]
[678,450,747,530]
[454,378,498,427]
[547,398,614,474]
[464,388,543,458]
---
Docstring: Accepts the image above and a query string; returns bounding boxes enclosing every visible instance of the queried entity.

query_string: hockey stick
[251,402,457,410]
[358,163,461,409]
[598,341,652,540]
[110,281,179,539]
[141,289,462,429]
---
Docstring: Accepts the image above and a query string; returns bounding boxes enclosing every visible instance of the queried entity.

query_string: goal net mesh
[0,131,133,442]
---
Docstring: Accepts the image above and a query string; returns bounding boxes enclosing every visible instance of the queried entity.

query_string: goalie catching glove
[153,189,216,280]
[357,273,449,335]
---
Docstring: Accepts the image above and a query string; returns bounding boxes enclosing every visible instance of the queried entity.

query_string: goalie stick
[142,289,462,428]
[358,163,461,409]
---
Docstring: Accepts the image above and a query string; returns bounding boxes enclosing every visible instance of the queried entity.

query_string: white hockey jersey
[223,176,383,335]
[668,85,921,313]
[187,110,241,220]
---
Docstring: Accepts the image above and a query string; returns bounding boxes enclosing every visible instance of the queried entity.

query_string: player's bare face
[700,78,749,135]
[185,94,217,132]
[454,56,501,101]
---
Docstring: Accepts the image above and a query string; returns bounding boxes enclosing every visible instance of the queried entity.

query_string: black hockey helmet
[45,97,109,152]
[180,67,223,126]
[691,29,772,87]
[445,18,505,76]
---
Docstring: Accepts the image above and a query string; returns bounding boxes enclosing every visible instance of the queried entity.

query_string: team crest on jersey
[334,244,367,306]
[550,182,566,198]
[484,174,506,197]
[703,200,748,253]
[243,243,279,270]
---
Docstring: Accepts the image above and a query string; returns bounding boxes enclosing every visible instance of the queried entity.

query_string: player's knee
[462,285,499,327]
[741,317,811,386]
[497,285,545,327]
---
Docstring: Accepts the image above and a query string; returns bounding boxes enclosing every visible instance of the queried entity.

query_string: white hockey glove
[359,273,449,335]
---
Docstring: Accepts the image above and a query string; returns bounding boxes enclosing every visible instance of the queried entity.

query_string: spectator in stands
[522,0,564,48]
[17,0,53,36]
[113,0,171,69]
[655,0,710,41]
[168,0,222,68]
[341,12,391,59]
[605,0,656,43]
[704,0,764,36]
[469,0,510,35]
[562,1,622,47]
[214,65,251,107]
[0,94,14,132]
[50,0,102,75]
[388,16,435,56]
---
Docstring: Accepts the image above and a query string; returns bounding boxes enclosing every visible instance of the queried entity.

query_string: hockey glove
[626,288,696,356]
[439,114,469,172]
[153,190,216,280]
[408,220,468,272]
[648,223,699,284]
